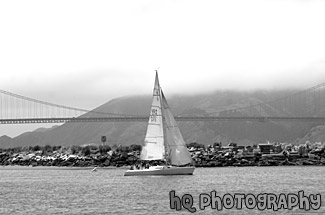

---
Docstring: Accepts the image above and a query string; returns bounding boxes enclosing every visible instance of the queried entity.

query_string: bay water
[0,166,324,214]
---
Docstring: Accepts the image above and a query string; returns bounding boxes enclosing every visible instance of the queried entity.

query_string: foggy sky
[1,0,325,137]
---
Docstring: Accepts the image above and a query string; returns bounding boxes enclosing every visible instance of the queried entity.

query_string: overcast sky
[1,0,325,137]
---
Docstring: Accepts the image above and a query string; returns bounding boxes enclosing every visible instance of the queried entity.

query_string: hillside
[297,124,325,144]
[0,90,324,148]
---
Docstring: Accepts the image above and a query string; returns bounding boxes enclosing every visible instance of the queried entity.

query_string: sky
[1,0,325,137]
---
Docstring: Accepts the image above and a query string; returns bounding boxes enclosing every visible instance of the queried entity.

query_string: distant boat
[124,72,195,176]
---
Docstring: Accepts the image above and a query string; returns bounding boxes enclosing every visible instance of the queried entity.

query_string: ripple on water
[0,166,324,214]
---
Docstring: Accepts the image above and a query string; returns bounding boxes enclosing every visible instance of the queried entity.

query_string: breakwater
[0,143,324,167]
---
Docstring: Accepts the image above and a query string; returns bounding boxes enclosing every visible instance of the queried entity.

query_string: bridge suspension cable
[189,82,325,118]
[1,82,325,123]
[0,89,138,120]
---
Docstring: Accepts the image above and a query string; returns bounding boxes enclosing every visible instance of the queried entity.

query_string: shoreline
[0,164,323,170]
[0,165,130,170]
[1,144,324,169]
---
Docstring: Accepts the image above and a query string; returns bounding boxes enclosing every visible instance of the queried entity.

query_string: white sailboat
[124,72,195,176]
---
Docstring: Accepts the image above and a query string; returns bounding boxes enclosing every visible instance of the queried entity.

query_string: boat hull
[124,166,195,176]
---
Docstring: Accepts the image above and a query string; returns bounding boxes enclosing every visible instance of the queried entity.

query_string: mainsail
[140,72,165,160]
[140,72,193,166]
[161,91,193,166]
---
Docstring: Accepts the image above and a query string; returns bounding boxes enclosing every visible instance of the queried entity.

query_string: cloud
[1,0,325,137]
[0,0,325,105]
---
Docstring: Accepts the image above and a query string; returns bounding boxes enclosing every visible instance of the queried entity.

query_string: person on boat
[139,161,144,169]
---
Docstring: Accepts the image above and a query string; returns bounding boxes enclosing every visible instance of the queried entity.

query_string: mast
[156,70,169,164]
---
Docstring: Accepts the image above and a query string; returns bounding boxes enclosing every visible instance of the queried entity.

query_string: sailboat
[124,72,195,176]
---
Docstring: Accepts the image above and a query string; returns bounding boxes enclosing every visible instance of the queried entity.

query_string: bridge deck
[1,116,325,124]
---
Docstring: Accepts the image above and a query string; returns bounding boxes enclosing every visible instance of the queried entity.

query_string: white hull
[124,166,195,176]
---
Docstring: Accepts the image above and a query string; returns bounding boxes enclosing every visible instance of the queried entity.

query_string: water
[0,166,324,214]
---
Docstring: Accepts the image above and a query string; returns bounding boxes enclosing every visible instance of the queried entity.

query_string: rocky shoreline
[0,143,324,168]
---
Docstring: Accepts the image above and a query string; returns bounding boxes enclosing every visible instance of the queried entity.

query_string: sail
[161,91,193,166]
[140,72,165,160]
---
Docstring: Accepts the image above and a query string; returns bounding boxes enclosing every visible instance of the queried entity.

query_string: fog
[1,0,325,137]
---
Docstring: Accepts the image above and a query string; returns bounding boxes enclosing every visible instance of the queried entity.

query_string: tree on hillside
[71,145,82,154]
[99,145,111,154]
[82,146,91,156]
[130,144,142,152]
[50,145,61,152]
[187,142,205,149]
[116,145,130,153]
[43,145,53,153]
[32,145,41,151]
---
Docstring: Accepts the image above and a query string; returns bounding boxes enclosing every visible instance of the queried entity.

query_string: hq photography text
[169,190,322,213]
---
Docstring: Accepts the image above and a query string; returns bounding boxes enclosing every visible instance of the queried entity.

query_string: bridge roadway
[1,116,325,124]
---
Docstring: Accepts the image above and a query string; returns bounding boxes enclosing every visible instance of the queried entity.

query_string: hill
[297,124,325,144]
[0,90,324,148]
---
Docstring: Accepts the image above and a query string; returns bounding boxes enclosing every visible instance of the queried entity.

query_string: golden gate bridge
[1,83,325,124]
